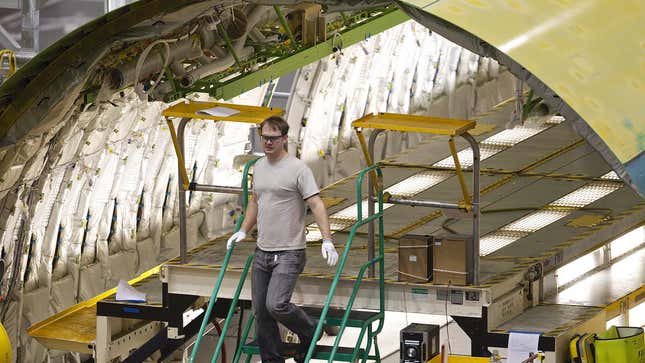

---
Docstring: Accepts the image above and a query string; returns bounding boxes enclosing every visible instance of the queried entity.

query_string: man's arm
[306,194,331,239]
[240,192,258,233]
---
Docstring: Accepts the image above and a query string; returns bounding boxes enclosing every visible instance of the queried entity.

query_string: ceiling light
[502,209,571,233]
[549,182,622,208]
[432,144,505,169]
[384,170,452,198]
[482,125,549,147]
[479,231,528,256]
[601,171,620,180]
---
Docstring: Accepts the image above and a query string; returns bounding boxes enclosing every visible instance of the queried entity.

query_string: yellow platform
[27,267,159,353]
[162,101,282,123]
[352,112,475,136]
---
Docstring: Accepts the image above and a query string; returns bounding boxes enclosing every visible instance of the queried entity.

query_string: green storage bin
[594,326,645,363]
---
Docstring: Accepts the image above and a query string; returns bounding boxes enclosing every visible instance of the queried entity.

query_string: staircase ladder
[189,158,258,363]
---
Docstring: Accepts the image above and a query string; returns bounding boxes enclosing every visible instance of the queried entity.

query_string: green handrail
[190,158,258,363]
[305,165,385,363]
[328,256,383,361]
[232,311,255,363]
[210,254,253,363]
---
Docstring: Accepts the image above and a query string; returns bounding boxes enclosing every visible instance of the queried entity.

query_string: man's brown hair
[260,116,289,136]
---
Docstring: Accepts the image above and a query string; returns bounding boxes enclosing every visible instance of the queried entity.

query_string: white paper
[116,279,147,302]
[196,106,240,117]
[508,331,540,363]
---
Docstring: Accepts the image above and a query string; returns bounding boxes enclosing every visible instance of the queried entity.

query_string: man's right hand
[226,230,247,249]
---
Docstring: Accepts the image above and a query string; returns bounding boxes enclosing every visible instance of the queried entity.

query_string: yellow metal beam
[162,101,283,191]
[27,266,160,353]
[351,112,475,136]
[161,101,282,123]
[449,137,472,210]
[166,117,190,190]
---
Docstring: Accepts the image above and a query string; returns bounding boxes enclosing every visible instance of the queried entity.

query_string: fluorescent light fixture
[433,122,552,169]
[384,170,452,198]
[550,182,622,208]
[306,199,394,240]
[433,144,505,169]
[629,301,645,328]
[306,228,322,242]
[329,219,355,231]
[503,209,570,233]
[610,226,645,260]
[546,115,565,124]
[556,246,605,287]
[601,171,620,180]
[479,231,528,256]
[482,125,549,147]
[330,200,393,221]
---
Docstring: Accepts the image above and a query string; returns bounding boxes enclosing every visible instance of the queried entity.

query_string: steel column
[367,129,384,278]
[190,183,244,194]
[20,0,39,51]
[177,118,189,263]
[462,132,480,285]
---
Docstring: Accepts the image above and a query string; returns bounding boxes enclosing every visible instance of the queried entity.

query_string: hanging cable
[133,40,172,101]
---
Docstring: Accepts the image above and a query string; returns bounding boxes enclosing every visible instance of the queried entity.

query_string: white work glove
[321,239,339,266]
[227,230,246,249]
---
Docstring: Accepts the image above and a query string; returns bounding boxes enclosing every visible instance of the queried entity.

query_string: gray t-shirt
[253,155,319,251]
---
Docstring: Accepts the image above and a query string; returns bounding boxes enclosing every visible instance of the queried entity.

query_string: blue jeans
[252,248,316,363]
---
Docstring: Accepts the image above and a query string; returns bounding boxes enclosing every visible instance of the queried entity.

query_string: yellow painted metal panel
[401,0,645,163]
[162,101,283,123]
[352,112,475,135]
[27,266,160,352]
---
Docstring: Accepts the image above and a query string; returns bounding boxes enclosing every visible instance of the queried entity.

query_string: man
[227,116,339,363]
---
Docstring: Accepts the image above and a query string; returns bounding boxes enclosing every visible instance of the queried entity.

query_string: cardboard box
[398,234,433,283]
[432,234,473,286]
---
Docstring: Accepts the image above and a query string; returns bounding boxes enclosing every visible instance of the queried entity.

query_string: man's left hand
[321,239,338,266]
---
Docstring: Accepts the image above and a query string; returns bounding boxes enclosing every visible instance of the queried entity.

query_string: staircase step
[303,306,381,328]
[241,341,365,362]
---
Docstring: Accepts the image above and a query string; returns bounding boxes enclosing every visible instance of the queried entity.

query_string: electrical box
[400,323,440,363]
[398,234,432,283]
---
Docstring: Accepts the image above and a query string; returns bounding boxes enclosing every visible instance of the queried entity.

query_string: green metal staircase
[191,162,386,363]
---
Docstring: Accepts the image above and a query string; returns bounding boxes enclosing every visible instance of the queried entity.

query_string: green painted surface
[202,8,409,100]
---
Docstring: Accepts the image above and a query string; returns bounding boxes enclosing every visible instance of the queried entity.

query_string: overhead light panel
[482,125,549,147]
[549,182,622,208]
[433,144,505,169]
[502,209,571,233]
[601,171,620,180]
[479,231,528,256]
[330,200,394,221]
[306,228,323,242]
[384,170,452,198]
[547,115,565,124]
